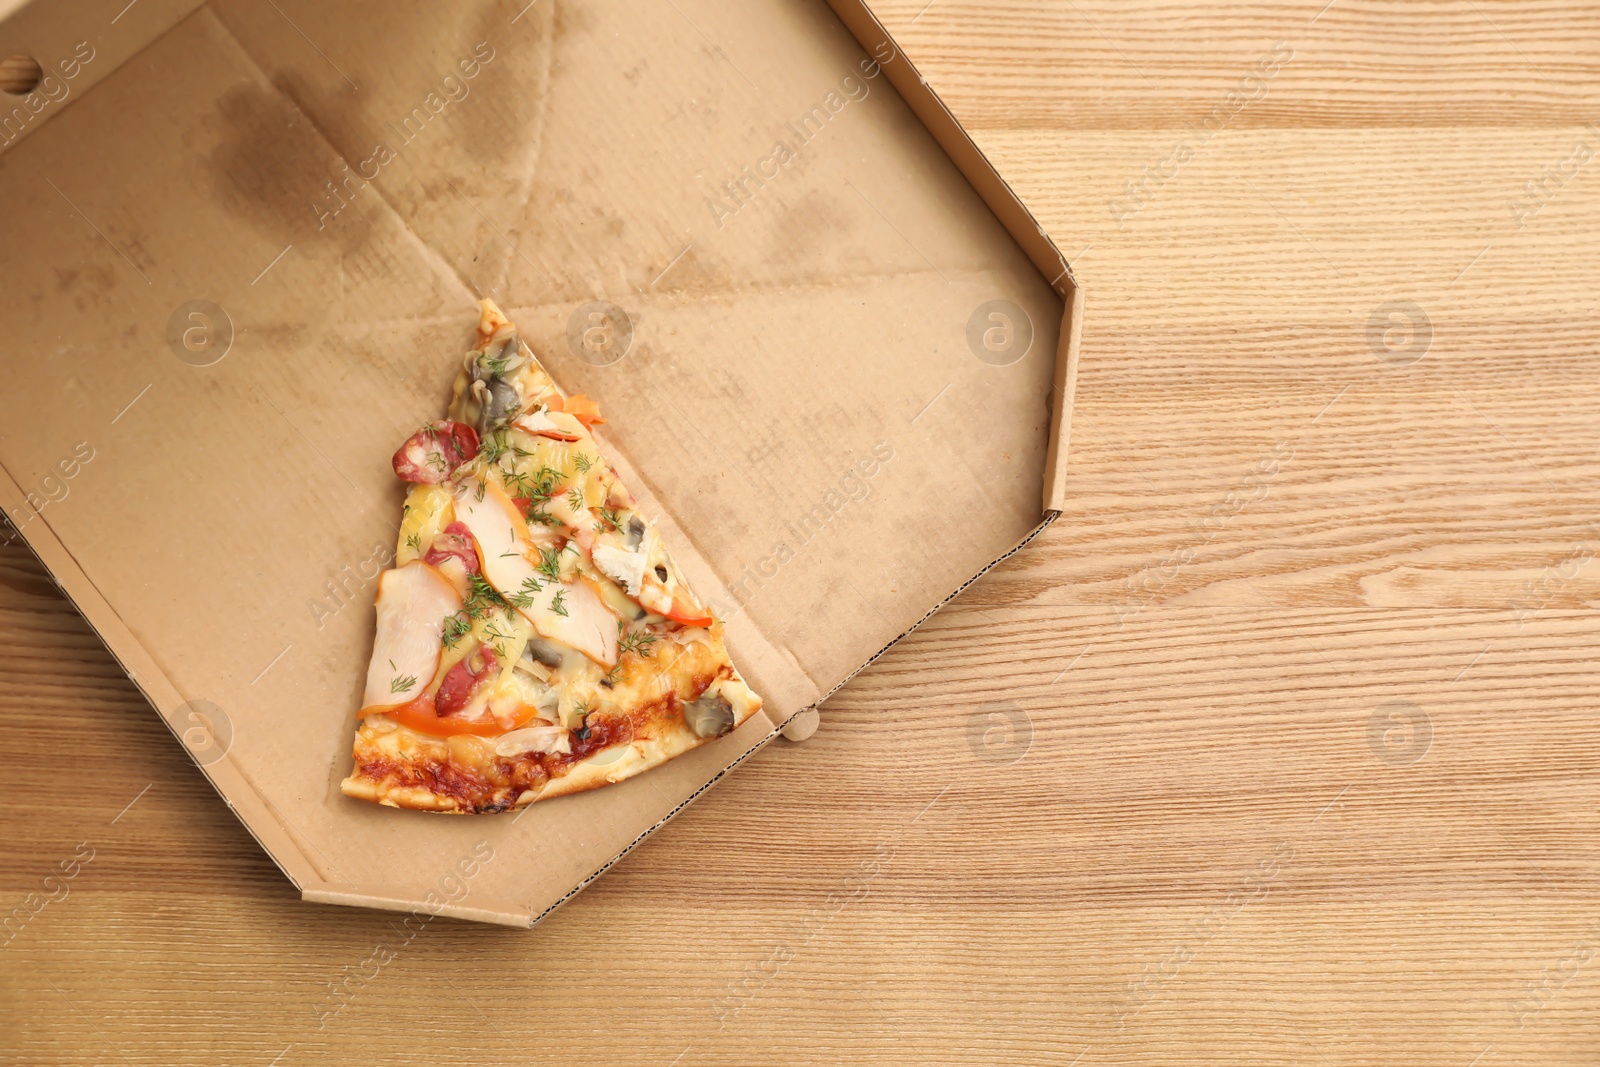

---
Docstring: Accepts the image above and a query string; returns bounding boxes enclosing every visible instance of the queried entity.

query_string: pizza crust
[518,677,763,805]
[340,675,763,814]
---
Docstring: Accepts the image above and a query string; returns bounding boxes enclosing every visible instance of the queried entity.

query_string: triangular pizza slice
[341,300,763,813]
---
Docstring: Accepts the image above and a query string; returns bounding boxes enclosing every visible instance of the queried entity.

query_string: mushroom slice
[683,692,735,739]
[481,377,522,430]
[522,636,565,670]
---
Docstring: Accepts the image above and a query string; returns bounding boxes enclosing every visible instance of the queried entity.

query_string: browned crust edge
[339,676,761,814]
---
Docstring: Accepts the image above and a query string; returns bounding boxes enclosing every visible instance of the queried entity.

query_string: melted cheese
[396,483,455,566]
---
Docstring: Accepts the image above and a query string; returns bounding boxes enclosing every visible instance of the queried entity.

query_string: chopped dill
[506,575,543,609]
[442,613,472,648]
[617,620,659,660]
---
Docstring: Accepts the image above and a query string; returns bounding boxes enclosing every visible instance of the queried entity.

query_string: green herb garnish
[479,430,509,466]
[482,620,514,658]
[464,573,512,619]
[442,613,472,648]
[506,575,543,609]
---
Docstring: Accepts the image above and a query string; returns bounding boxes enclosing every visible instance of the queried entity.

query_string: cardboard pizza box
[0,0,1081,926]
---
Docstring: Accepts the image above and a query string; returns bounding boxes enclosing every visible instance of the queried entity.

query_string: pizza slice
[340,299,763,813]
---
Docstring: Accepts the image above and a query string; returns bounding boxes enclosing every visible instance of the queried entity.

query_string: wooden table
[4,2,1597,1063]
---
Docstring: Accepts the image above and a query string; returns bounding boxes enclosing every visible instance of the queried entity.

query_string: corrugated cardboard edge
[301,885,532,928]
[1043,287,1084,514]
[823,0,1080,521]
[524,712,792,927]
[811,512,1058,711]
[302,713,792,927]
[823,0,1075,295]
[0,0,1085,923]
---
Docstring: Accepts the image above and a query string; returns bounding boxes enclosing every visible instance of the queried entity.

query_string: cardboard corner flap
[0,0,1080,924]
[1044,287,1086,516]
[302,884,534,929]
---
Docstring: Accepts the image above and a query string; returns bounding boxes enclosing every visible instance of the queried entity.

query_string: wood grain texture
[3,1,1598,1064]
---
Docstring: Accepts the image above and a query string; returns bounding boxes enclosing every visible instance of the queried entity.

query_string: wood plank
[4,0,1598,1063]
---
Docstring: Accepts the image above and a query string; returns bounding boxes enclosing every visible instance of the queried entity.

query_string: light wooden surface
[4,1,1599,1064]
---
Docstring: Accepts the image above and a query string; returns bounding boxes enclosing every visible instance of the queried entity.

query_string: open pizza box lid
[0,0,1080,926]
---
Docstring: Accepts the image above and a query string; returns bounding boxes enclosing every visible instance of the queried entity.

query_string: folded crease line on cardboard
[1043,290,1085,514]
[207,6,480,305]
[823,0,1075,297]
[525,712,792,929]
[301,885,532,928]
[815,512,1059,709]
[0,0,1081,925]
[0,454,333,890]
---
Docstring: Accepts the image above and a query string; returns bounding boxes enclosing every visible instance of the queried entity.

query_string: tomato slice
[365,689,542,738]
[661,597,714,629]
[566,394,605,428]
[545,392,605,428]
[635,576,714,629]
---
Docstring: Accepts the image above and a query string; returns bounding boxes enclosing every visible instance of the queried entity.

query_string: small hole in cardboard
[0,54,42,96]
